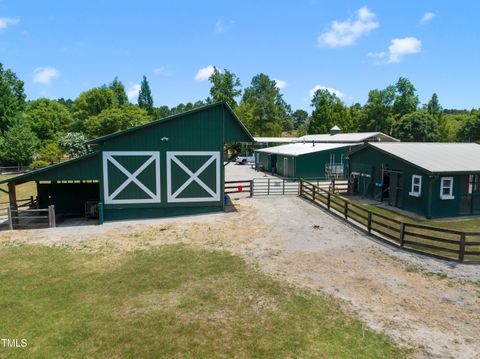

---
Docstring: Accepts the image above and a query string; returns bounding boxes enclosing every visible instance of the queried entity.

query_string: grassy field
[0,244,406,358]
[0,175,37,207]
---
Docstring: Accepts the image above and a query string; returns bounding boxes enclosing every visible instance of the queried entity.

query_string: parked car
[235,155,255,165]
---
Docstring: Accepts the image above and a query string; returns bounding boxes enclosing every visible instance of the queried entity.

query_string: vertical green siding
[349,146,477,218]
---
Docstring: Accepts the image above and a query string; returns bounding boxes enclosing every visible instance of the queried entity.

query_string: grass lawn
[0,245,406,358]
[0,175,37,207]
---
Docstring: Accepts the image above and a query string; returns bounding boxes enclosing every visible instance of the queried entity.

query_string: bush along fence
[299,179,480,263]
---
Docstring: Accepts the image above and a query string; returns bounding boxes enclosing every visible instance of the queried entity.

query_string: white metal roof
[297,132,398,143]
[256,142,361,157]
[254,137,297,143]
[368,142,480,173]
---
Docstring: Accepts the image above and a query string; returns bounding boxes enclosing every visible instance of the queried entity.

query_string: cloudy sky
[1,1,479,110]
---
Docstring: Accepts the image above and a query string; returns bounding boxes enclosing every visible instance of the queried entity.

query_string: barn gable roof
[256,142,360,157]
[348,142,480,174]
[86,101,254,145]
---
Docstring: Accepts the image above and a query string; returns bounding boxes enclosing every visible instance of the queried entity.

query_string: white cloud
[214,19,234,34]
[127,83,141,102]
[194,65,215,81]
[153,67,172,76]
[0,17,19,29]
[368,37,422,64]
[421,12,436,23]
[274,79,287,89]
[32,67,59,84]
[318,6,379,47]
[309,85,344,98]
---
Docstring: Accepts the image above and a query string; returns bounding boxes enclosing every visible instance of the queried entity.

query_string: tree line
[1,62,479,167]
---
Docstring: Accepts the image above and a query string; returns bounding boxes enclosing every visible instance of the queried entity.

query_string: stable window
[440,177,454,200]
[409,175,422,197]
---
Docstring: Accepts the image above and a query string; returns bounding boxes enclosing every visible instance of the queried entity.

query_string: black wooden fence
[300,179,480,263]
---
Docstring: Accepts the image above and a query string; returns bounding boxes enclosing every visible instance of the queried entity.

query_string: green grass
[0,175,37,207]
[0,245,406,358]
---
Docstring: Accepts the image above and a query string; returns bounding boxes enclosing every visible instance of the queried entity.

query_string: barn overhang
[0,151,100,186]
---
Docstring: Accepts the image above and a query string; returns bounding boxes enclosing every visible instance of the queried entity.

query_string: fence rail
[299,179,480,263]
[7,205,55,230]
[251,177,348,196]
[225,180,253,196]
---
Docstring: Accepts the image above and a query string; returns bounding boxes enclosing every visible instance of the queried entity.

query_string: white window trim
[440,177,455,200]
[409,174,422,197]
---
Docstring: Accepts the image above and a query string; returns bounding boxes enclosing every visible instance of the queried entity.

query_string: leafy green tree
[347,103,364,132]
[84,105,151,138]
[456,112,480,142]
[208,67,242,109]
[138,76,154,115]
[360,86,396,133]
[56,98,74,113]
[292,109,309,129]
[393,111,440,142]
[109,77,128,105]
[73,87,116,123]
[393,77,419,118]
[308,89,346,134]
[0,118,38,165]
[239,73,292,136]
[154,105,171,119]
[38,142,63,164]
[24,98,73,143]
[427,93,442,117]
[0,63,26,133]
[58,132,88,158]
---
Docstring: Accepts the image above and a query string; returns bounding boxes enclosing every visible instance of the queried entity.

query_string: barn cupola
[330,125,341,136]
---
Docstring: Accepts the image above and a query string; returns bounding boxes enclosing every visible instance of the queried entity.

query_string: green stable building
[1,102,254,223]
[347,142,480,218]
[255,142,360,178]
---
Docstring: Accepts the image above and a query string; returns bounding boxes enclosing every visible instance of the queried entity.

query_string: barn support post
[8,182,18,226]
[7,207,13,230]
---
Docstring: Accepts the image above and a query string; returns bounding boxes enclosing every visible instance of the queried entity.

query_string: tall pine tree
[138,75,154,116]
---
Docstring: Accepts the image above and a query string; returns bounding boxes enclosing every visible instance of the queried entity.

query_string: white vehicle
[235,155,255,165]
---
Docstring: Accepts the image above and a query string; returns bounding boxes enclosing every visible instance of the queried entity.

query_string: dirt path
[1,196,479,358]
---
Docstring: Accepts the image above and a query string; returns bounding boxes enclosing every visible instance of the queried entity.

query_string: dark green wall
[256,152,272,172]
[98,105,227,219]
[38,182,100,215]
[348,146,474,218]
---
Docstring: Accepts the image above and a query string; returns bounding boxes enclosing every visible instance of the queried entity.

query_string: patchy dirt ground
[1,196,479,358]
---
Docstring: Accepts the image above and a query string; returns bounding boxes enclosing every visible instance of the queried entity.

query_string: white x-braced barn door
[103,151,161,204]
[166,151,220,203]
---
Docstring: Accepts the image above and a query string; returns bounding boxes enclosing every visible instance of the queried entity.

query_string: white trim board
[166,151,221,203]
[103,151,161,204]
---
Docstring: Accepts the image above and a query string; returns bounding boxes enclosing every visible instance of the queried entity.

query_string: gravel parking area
[1,195,479,358]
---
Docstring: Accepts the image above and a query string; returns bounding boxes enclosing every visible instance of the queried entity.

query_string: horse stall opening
[37,181,100,218]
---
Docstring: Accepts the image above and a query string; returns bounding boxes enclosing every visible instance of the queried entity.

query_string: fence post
[343,201,348,220]
[7,207,13,230]
[48,205,56,228]
[267,178,270,195]
[399,223,405,247]
[327,192,331,210]
[299,179,303,196]
[367,212,372,233]
[312,185,316,202]
[459,233,466,262]
[332,179,336,193]
[250,180,254,197]
[283,179,285,195]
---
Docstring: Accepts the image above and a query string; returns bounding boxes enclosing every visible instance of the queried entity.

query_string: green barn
[1,102,254,223]
[255,142,360,178]
[347,142,480,218]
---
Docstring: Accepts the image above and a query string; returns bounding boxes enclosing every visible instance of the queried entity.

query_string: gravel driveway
[1,195,479,358]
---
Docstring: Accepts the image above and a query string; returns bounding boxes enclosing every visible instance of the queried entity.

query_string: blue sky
[1,0,479,111]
